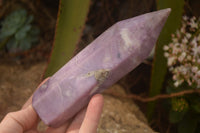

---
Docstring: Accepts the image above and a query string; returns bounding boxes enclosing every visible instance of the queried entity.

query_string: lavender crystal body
[32,9,171,127]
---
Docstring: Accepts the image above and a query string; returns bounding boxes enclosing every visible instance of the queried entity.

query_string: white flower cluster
[164,16,200,88]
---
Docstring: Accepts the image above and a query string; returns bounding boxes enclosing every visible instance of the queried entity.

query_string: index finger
[0,105,38,133]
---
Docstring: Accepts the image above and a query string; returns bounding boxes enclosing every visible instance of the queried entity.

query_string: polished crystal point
[32,8,171,127]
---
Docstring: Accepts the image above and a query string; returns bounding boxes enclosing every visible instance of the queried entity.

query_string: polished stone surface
[33,8,171,127]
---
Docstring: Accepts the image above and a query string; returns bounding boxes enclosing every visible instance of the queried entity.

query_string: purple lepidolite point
[32,8,171,127]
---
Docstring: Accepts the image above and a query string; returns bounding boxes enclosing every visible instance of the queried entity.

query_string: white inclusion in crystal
[103,55,111,63]
[120,28,133,50]
[120,28,141,50]
[88,69,110,95]
[63,90,71,97]
[56,82,71,97]
[103,52,112,68]
[61,85,71,97]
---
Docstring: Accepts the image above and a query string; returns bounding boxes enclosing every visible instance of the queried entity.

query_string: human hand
[0,79,104,133]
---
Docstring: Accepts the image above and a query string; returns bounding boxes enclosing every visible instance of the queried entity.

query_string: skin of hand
[0,78,104,133]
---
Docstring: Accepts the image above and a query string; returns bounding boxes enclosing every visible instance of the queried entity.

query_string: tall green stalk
[44,0,91,77]
[147,0,184,119]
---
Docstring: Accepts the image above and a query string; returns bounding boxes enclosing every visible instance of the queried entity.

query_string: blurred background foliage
[0,0,200,133]
[0,9,39,52]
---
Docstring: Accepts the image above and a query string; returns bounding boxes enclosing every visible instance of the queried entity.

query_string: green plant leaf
[0,9,27,39]
[147,0,184,119]
[18,35,32,50]
[44,0,91,77]
[0,9,40,52]
[178,113,198,133]
[15,24,31,40]
[26,15,34,24]
[18,29,39,51]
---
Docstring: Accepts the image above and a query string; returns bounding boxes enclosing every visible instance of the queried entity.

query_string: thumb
[0,105,39,133]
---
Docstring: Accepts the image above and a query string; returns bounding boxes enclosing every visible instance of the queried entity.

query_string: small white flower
[192,58,196,63]
[178,52,186,62]
[169,43,174,47]
[168,57,175,66]
[163,45,169,51]
[179,66,188,75]
[174,80,183,87]
[192,66,198,73]
[174,81,180,87]
[164,52,169,57]
[197,83,200,88]
[176,30,181,38]
[180,27,185,33]
[192,46,200,57]
[186,33,191,39]
[197,71,200,76]
[192,16,197,21]
[172,47,179,54]
[173,75,177,80]
[164,15,200,88]
[190,20,198,29]
[174,43,180,46]
[172,38,178,43]
[183,16,188,21]
[187,79,192,86]
[197,34,200,41]
[182,37,188,44]
[191,37,197,44]
[187,55,192,60]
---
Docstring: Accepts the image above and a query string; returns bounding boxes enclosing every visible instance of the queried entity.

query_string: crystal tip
[166,8,171,13]
[163,8,171,14]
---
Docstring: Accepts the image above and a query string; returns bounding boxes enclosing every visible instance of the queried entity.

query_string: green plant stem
[147,0,184,120]
[44,0,91,77]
